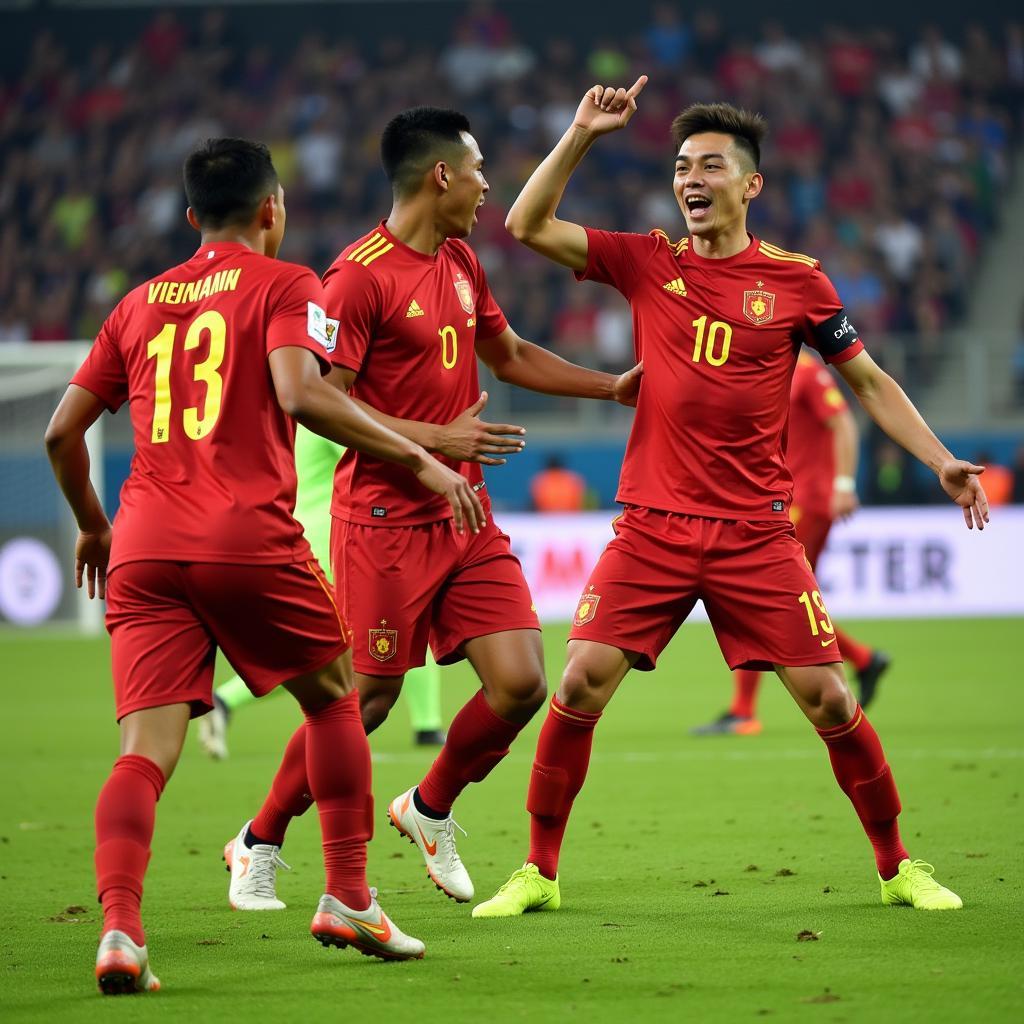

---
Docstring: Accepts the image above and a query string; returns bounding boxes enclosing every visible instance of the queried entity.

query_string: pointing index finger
[626,75,649,99]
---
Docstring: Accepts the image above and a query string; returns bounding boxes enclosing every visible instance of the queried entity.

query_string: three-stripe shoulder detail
[650,228,689,254]
[758,240,816,267]
[346,233,394,267]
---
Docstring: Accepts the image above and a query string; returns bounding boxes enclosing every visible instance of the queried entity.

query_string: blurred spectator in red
[141,11,186,73]
[825,28,876,101]
[531,456,587,513]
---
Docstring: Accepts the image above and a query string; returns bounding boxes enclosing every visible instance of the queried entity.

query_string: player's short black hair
[380,107,472,196]
[183,138,279,229]
[671,103,767,171]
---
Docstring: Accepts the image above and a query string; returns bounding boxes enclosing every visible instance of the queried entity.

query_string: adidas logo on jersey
[663,277,687,297]
[406,300,425,318]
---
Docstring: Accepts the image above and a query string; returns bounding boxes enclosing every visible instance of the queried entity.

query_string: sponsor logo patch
[307,302,331,348]
[662,277,687,297]
[406,300,424,318]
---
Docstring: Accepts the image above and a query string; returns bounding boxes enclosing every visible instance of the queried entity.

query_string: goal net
[0,343,108,633]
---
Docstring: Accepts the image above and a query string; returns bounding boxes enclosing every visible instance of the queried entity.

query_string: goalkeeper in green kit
[199,425,445,759]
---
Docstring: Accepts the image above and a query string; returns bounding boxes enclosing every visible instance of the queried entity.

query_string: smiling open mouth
[686,195,712,213]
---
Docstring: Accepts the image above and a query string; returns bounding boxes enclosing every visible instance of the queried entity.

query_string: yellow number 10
[691,315,732,366]
[146,310,226,443]
[438,325,458,370]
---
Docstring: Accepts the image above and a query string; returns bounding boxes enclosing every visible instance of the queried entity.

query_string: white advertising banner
[498,508,1024,622]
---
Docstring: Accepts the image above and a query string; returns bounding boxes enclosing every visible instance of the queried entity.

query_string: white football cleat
[224,820,290,910]
[95,930,160,995]
[311,891,425,961]
[387,787,474,902]
[198,694,229,760]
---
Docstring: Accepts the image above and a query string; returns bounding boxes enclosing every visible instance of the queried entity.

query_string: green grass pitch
[1,618,1021,1022]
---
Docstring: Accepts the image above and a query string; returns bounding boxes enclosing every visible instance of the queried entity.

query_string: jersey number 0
[146,311,226,443]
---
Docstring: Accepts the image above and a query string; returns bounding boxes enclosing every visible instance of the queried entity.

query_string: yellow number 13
[146,311,226,443]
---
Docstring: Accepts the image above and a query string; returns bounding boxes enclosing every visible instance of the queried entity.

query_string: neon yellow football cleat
[472,863,560,919]
[879,859,963,910]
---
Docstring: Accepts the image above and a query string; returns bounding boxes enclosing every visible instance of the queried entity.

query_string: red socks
[834,627,873,672]
[817,706,908,879]
[729,670,761,719]
[94,754,166,947]
[251,725,313,845]
[303,690,372,910]
[526,697,601,880]
[416,690,524,815]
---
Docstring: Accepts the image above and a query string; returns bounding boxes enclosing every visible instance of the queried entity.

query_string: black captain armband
[812,309,860,358]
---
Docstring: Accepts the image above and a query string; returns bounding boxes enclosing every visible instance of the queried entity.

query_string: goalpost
[0,343,107,633]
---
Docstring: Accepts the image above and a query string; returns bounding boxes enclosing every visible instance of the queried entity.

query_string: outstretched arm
[44,385,112,598]
[327,367,527,466]
[505,76,648,269]
[269,346,484,532]
[476,325,642,406]
[835,350,989,530]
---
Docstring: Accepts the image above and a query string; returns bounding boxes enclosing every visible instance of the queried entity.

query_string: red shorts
[568,506,842,672]
[105,560,349,721]
[792,507,833,568]
[332,516,539,676]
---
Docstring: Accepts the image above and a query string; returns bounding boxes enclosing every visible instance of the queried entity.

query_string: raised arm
[834,349,988,530]
[269,346,484,532]
[505,76,647,270]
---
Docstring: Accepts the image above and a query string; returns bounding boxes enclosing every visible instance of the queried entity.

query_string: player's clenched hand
[413,457,485,534]
[76,527,112,599]
[612,361,643,407]
[436,391,526,466]
[939,459,989,530]
[573,75,648,137]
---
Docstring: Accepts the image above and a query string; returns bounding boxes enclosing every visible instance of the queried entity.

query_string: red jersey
[71,242,333,571]
[577,229,863,520]
[786,354,849,517]
[323,221,508,526]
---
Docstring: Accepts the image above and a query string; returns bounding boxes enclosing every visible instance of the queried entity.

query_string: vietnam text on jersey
[576,229,864,521]
[71,242,333,571]
[323,221,508,527]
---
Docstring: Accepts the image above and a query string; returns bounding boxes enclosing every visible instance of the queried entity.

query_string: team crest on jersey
[453,272,475,315]
[743,288,775,325]
[369,620,398,662]
[573,588,601,627]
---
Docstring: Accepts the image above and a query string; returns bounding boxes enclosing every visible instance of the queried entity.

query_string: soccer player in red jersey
[45,138,484,990]
[474,81,988,919]
[233,107,642,907]
[693,353,889,735]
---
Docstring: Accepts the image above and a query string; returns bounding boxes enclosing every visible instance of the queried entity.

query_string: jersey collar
[683,233,759,266]
[193,241,256,259]
[376,220,441,263]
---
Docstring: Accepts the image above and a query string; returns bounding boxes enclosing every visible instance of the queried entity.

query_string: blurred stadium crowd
[1,3,1021,392]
